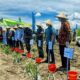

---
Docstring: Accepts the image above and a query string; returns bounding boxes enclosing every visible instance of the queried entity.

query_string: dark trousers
[7,39,13,47]
[12,40,15,48]
[37,40,44,58]
[15,40,24,50]
[0,36,3,42]
[46,45,55,63]
[59,45,70,70]
[15,40,19,48]
[56,35,58,41]
[24,39,31,53]
[25,44,31,53]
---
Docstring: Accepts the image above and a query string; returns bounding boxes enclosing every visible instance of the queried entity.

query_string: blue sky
[0,0,80,23]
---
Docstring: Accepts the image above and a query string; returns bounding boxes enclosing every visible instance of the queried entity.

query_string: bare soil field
[0,42,80,80]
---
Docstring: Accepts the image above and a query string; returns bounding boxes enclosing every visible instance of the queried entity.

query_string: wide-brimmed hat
[45,20,52,25]
[23,25,31,28]
[18,25,23,28]
[36,22,42,27]
[14,26,18,28]
[10,28,15,31]
[56,12,67,19]
[6,26,10,28]
[3,28,6,31]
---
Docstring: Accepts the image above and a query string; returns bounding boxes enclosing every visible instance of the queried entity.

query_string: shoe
[57,66,64,71]
[42,60,48,63]
[50,61,55,64]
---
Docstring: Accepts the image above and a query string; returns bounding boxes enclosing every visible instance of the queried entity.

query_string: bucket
[14,47,19,52]
[68,71,78,80]
[26,53,31,58]
[35,58,42,64]
[48,64,56,73]
[18,49,24,54]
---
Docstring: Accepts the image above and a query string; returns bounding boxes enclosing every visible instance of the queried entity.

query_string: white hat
[57,12,67,19]
[3,28,6,31]
[14,26,18,28]
[10,28,15,31]
[6,26,10,28]
[18,25,23,28]
[36,22,42,27]
[45,20,52,25]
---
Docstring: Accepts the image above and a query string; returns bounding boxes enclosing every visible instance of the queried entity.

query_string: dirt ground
[0,42,80,80]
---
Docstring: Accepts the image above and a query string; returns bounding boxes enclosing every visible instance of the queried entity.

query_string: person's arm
[43,29,46,44]
[51,34,54,42]
[65,22,70,42]
[51,28,57,46]
[51,28,55,42]
[64,22,71,47]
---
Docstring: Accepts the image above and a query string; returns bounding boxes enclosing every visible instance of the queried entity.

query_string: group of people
[0,24,33,54]
[0,12,71,71]
[36,12,71,70]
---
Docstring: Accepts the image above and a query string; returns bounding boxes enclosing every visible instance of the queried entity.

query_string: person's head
[10,28,15,32]
[13,26,18,30]
[2,28,6,32]
[36,22,42,29]
[23,26,30,29]
[45,20,52,27]
[57,12,68,22]
[18,25,23,29]
[6,26,10,30]
[17,24,20,27]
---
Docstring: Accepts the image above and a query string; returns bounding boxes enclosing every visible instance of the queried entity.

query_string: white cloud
[35,12,41,17]
[0,0,80,21]
[0,0,80,12]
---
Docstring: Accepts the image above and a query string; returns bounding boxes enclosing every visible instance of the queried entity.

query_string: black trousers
[56,35,58,41]
[0,36,3,42]
[24,39,31,53]
[15,40,24,50]
[46,44,55,63]
[59,45,70,70]
[7,38,13,47]
[37,40,44,58]
[12,40,15,48]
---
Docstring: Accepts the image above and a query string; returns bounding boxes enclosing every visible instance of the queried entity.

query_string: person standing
[10,27,15,48]
[14,26,19,48]
[56,29,59,42]
[15,25,24,50]
[36,23,44,58]
[8,27,13,47]
[6,26,11,46]
[13,26,18,48]
[73,29,76,41]
[57,12,71,70]
[0,26,3,42]
[24,27,32,54]
[2,28,7,45]
[18,25,24,50]
[45,20,56,63]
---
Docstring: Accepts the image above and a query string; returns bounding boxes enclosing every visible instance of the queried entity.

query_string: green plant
[12,52,21,64]
[31,48,38,58]
[25,61,38,80]
[1,45,12,55]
